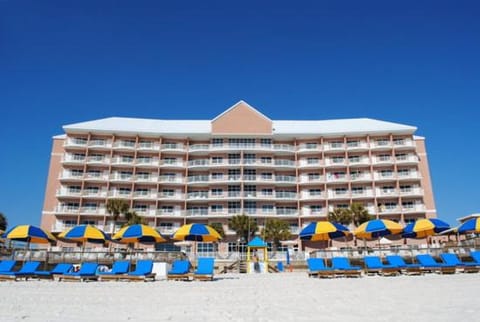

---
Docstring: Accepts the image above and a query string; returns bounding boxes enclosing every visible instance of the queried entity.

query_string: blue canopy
[247,236,267,248]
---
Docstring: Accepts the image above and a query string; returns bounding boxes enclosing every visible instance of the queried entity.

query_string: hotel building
[41,101,436,249]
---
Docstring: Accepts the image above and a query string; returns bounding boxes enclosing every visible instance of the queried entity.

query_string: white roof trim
[211,100,272,122]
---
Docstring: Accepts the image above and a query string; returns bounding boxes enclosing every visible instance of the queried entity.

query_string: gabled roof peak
[212,100,271,122]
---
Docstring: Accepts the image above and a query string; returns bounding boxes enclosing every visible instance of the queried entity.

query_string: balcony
[346,141,369,151]
[351,190,374,199]
[63,138,88,149]
[298,160,323,168]
[133,192,158,200]
[326,174,349,183]
[328,191,350,200]
[88,140,113,149]
[324,159,347,168]
[113,141,136,150]
[372,157,394,166]
[300,192,326,200]
[62,155,86,164]
[393,139,415,150]
[397,171,422,180]
[111,157,135,166]
[275,192,297,200]
[395,155,419,165]
[301,209,328,217]
[86,156,111,165]
[157,210,184,217]
[84,173,109,181]
[402,204,426,213]
[348,157,371,167]
[400,187,424,196]
[134,175,158,183]
[132,209,157,217]
[55,206,80,214]
[108,191,132,198]
[109,173,134,182]
[371,141,393,150]
[82,190,108,198]
[188,143,296,154]
[158,193,184,200]
[159,176,185,184]
[137,142,160,152]
[349,173,372,182]
[136,158,160,167]
[323,143,345,152]
[275,175,296,184]
[297,144,321,154]
[59,172,84,181]
[161,143,186,152]
[56,188,81,198]
[80,207,107,215]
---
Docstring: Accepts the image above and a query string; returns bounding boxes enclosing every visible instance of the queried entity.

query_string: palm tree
[123,210,145,226]
[328,208,353,226]
[228,214,258,243]
[106,199,129,235]
[0,212,7,232]
[209,222,226,239]
[350,203,372,226]
[262,219,291,254]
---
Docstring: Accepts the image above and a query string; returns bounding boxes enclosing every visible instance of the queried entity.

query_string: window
[161,206,173,213]
[228,154,241,164]
[349,156,360,163]
[211,205,223,213]
[380,170,393,177]
[311,205,323,213]
[351,187,364,194]
[228,186,240,197]
[334,188,347,195]
[90,139,105,146]
[378,154,391,161]
[120,171,133,179]
[90,154,104,161]
[308,173,320,180]
[73,137,87,145]
[402,201,414,209]
[382,186,395,194]
[261,188,273,196]
[84,186,99,194]
[309,189,322,196]
[135,188,148,195]
[395,153,407,161]
[244,201,256,214]
[394,138,405,145]
[336,204,349,209]
[376,139,390,146]
[347,140,359,147]
[305,142,317,149]
[332,156,345,164]
[212,138,223,146]
[400,185,412,193]
[137,156,152,163]
[119,187,131,195]
[73,153,85,161]
[330,141,343,148]
[83,202,97,211]
[212,157,223,164]
[244,154,256,164]
[68,186,81,193]
[261,157,272,164]
[260,138,272,146]
[139,141,153,148]
[122,140,136,147]
[228,202,241,213]
[261,172,273,180]
[350,170,361,179]
[163,157,176,164]
[162,189,174,196]
[121,155,134,163]
[211,188,223,196]
[307,157,318,164]
[137,172,150,179]
[385,202,397,210]
[81,220,95,225]
[211,173,224,180]
[397,169,410,176]
[262,205,274,213]
[65,202,79,210]
[134,204,148,212]
[86,170,100,177]
[71,169,84,177]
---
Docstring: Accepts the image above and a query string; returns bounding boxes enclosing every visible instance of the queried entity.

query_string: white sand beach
[0,272,477,322]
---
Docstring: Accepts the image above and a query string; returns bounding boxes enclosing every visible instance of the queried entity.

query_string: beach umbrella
[457,217,480,234]
[112,224,166,244]
[58,225,109,245]
[172,223,221,242]
[2,225,55,248]
[402,218,450,239]
[299,221,351,241]
[354,219,403,240]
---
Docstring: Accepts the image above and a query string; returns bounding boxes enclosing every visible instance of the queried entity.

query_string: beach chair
[0,260,16,273]
[331,257,362,277]
[97,261,130,281]
[0,261,41,281]
[34,263,73,279]
[416,254,456,274]
[58,262,99,282]
[167,260,191,281]
[277,262,284,272]
[193,257,215,281]
[385,255,422,275]
[123,260,156,282]
[363,256,400,276]
[470,251,480,265]
[306,258,335,278]
[439,253,479,273]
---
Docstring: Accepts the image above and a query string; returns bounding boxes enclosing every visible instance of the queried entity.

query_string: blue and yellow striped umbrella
[354,219,403,240]
[172,224,221,242]
[402,218,450,238]
[457,217,480,234]
[112,224,166,243]
[58,225,109,243]
[299,221,351,241]
[3,225,55,244]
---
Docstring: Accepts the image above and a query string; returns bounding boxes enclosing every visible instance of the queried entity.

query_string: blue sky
[1,0,479,228]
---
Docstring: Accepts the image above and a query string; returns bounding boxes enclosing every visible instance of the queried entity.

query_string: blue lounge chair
[0,261,41,281]
[416,254,456,274]
[385,255,422,275]
[306,258,335,278]
[470,251,480,265]
[124,260,156,281]
[193,257,215,281]
[0,260,16,273]
[440,253,479,273]
[331,257,362,277]
[34,263,73,279]
[58,262,99,281]
[277,261,284,272]
[167,260,191,280]
[363,256,400,276]
[98,261,130,281]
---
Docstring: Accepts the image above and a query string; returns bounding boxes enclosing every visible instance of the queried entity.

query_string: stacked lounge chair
[0,260,17,274]
[470,251,480,265]
[440,253,479,273]
[416,254,456,274]
[0,261,41,281]
[306,258,335,278]
[363,256,400,276]
[385,255,422,275]
[167,260,191,281]
[193,257,215,281]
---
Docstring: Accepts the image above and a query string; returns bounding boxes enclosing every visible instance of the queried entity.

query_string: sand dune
[0,272,477,321]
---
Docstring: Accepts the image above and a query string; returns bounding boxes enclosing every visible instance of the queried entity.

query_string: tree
[228,214,258,242]
[0,212,7,232]
[350,203,372,226]
[261,219,291,254]
[106,199,129,235]
[209,222,226,239]
[123,210,145,226]
[328,208,353,226]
